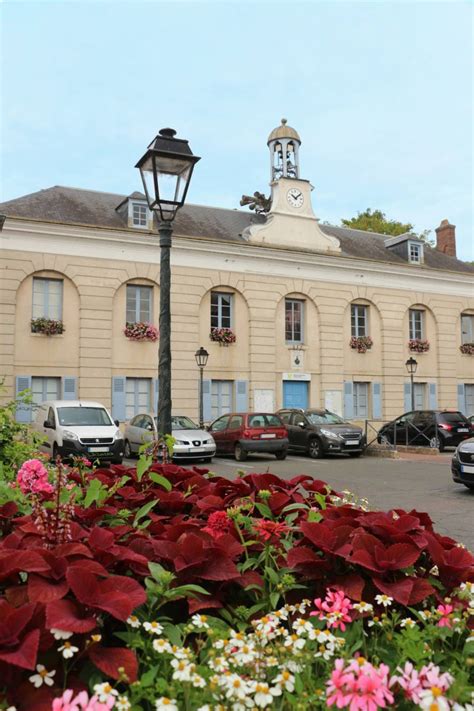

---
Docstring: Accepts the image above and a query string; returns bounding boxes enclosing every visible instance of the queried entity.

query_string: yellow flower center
[357,657,366,666]
[40,669,49,678]
[431,687,442,697]
[233,680,241,688]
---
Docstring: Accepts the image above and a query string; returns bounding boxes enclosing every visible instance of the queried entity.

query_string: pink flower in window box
[124,322,159,342]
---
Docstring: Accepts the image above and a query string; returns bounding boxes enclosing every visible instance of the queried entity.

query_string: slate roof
[1,186,473,274]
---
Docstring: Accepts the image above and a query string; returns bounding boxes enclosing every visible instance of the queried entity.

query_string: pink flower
[436,603,454,628]
[391,661,453,704]
[52,689,115,710]
[327,658,394,711]
[17,459,54,495]
[311,589,353,631]
[202,510,231,539]
[253,519,289,543]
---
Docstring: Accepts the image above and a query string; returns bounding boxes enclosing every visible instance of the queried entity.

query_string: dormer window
[408,241,423,264]
[131,201,149,229]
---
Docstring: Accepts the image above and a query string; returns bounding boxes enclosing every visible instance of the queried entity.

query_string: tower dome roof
[267,118,301,145]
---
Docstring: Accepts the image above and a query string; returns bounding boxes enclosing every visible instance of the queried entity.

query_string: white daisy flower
[374,594,393,607]
[233,643,256,665]
[253,682,281,707]
[208,655,229,672]
[170,658,195,681]
[143,621,164,635]
[29,664,56,688]
[126,615,141,628]
[93,682,119,703]
[191,613,209,629]
[418,687,450,711]
[50,628,73,640]
[155,698,179,711]
[272,669,295,692]
[223,674,252,701]
[353,601,373,613]
[283,633,306,650]
[191,673,206,688]
[58,641,79,659]
[292,618,313,636]
[115,697,132,710]
[153,638,172,654]
[400,617,417,629]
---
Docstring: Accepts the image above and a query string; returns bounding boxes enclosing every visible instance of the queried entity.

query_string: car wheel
[110,456,123,465]
[204,457,213,463]
[429,436,441,450]
[463,483,474,490]
[349,452,362,458]
[275,450,287,460]
[124,440,132,459]
[308,438,322,459]
[234,443,248,462]
[52,443,60,461]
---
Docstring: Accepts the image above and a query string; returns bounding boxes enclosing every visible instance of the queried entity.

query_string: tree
[341,208,430,240]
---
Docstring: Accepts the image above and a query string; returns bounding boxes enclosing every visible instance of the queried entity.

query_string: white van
[33,400,124,464]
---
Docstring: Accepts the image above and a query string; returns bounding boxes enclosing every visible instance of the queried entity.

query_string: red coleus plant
[1,461,474,709]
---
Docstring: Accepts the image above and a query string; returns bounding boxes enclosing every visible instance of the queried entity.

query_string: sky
[1,0,473,260]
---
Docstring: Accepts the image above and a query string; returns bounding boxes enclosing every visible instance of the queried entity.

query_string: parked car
[377,410,473,452]
[123,414,216,461]
[451,437,474,490]
[276,408,365,459]
[208,412,288,461]
[33,400,124,463]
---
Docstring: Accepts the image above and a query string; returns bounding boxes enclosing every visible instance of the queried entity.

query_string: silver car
[123,414,216,462]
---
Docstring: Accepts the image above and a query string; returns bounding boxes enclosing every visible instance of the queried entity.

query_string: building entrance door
[211,380,233,419]
[283,380,309,409]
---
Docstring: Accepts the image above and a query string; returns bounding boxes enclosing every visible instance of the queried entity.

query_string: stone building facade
[1,121,473,426]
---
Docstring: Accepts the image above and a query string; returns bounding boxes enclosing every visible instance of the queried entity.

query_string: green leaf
[136,454,152,482]
[133,499,157,526]
[270,591,280,609]
[307,510,323,522]
[281,502,309,514]
[169,584,210,599]
[265,567,279,585]
[140,666,159,687]
[254,502,273,519]
[83,478,103,507]
[148,562,168,581]
[149,472,172,491]
[295,674,304,694]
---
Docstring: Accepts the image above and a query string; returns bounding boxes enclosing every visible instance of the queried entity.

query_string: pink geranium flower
[327,658,394,710]
[52,689,115,710]
[391,661,453,704]
[17,459,54,495]
[311,589,353,631]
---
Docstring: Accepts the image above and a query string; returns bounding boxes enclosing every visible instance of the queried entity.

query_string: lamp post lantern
[136,128,200,436]
[195,346,209,429]
[405,357,418,411]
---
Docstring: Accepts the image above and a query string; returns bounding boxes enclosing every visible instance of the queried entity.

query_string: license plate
[457,428,469,433]
[89,446,109,453]
[345,439,359,445]
[261,433,276,439]
[192,447,206,452]
[461,465,474,474]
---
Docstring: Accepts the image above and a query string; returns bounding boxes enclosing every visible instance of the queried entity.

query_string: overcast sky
[1,0,473,259]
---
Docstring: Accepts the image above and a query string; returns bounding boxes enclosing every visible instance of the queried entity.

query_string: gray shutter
[153,378,159,416]
[457,383,466,414]
[112,376,126,422]
[62,376,77,401]
[15,375,32,422]
[343,381,354,420]
[404,382,412,412]
[236,380,249,412]
[202,379,212,423]
[429,382,437,409]
[372,382,382,420]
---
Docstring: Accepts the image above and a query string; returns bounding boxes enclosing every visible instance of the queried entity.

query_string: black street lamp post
[195,346,209,428]
[136,128,200,436]
[405,357,418,411]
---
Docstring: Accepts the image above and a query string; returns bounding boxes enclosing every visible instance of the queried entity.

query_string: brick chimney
[435,219,456,258]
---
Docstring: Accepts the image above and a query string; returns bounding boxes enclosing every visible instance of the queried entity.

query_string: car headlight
[175,440,187,445]
[63,430,79,441]
[320,429,340,439]
[114,430,123,441]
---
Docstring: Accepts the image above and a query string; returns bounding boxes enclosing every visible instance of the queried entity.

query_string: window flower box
[349,336,373,353]
[124,322,159,342]
[408,338,430,353]
[460,343,474,355]
[210,327,236,346]
[30,318,65,336]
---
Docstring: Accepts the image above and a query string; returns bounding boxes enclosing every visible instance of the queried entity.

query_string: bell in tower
[267,118,301,180]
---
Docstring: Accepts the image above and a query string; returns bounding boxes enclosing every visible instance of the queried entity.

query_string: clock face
[287,187,304,208]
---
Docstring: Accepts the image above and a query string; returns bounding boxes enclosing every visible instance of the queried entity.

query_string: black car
[452,438,474,490]
[377,410,473,452]
[277,408,366,458]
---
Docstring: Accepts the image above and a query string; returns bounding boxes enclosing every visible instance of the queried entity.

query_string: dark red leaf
[45,599,97,633]
[0,628,40,670]
[28,574,69,603]
[89,645,138,682]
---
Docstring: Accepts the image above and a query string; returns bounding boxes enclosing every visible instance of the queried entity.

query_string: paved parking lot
[124,450,474,550]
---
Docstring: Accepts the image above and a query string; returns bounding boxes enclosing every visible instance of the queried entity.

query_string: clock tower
[244,119,341,253]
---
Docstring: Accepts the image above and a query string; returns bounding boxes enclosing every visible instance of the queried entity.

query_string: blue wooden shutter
[457,383,466,414]
[62,376,77,401]
[343,381,354,420]
[372,382,382,420]
[112,376,126,422]
[153,378,159,415]
[404,382,412,412]
[15,375,32,422]
[236,380,249,412]
[428,382,437,409]
[202,379,212,423]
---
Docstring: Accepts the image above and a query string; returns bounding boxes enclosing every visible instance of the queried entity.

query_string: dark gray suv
[277,408,366,459]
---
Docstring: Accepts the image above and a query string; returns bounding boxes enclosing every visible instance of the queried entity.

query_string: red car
[208,412,289,461]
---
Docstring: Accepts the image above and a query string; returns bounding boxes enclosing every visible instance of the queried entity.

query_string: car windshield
[306,410,345,425]
[248,414,282,428]
[57,407,113,426]
[438,412,468,424]
[171,416,199,430]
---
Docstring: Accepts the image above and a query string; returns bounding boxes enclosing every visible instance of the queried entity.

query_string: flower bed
[31,318,65,336]
[209,327,236,345]
[0,457,473,709]
[349,336,373,353]
[123,322,159,342]
[408,339,430,353]
[460,343,474,355]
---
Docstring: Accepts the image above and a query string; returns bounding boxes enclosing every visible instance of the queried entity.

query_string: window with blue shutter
[111,376,126,422]
[62,376,77,401]
[404,382,412,412]
[235,380,249,412]
[457,383,466,414]
[32,278,63,320]
[428,383,437,409]
[372,382,382,420]
[202,379,212,423]
[153,378,159,416]
[15,375,32,422]
[343,382,354,420]
[126,285,153,323]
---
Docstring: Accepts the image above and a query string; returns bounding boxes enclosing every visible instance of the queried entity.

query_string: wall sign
[282,372,311,381]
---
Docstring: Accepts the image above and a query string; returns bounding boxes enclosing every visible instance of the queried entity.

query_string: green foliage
[341,208,431,241]
[0,385,45,482]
